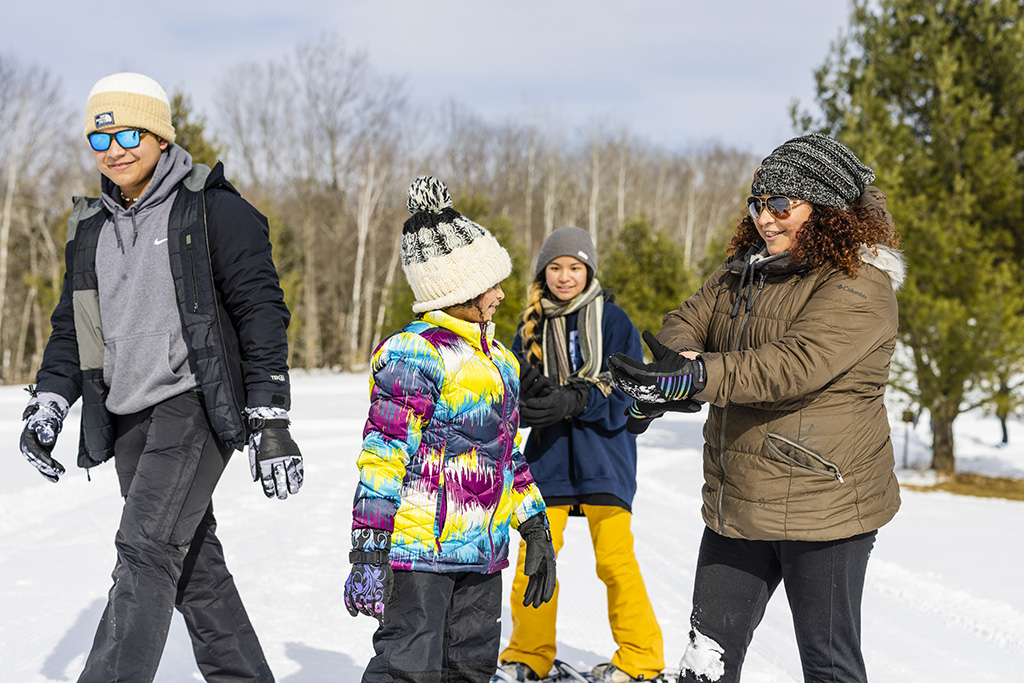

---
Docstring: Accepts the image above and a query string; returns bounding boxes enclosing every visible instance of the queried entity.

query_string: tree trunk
[588,143,600,249]
[617,161,626,237]
[348,152,374,369]
[301,215,322,369]
[372,230,403,350]
[525,138,536,256]
[930,398,957,475]
[0,120,24,372]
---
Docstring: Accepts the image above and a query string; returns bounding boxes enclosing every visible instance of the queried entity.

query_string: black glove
[520,363,556,400]
[520,380,590,428]
[20,388,69,483]
[625,398,703,435]
[245,407,304,499]
[344,528,394,625]
[608,330,707,404]
[519,512,556,608]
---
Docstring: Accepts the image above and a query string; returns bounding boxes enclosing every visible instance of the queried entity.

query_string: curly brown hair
[726,203,901,278]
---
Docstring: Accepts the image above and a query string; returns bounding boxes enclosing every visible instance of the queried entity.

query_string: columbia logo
[836,284,867,299]
[94,112,115,128]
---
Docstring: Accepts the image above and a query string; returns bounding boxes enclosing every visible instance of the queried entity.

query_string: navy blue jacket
[512,300,642,508]
[36,162,290,467]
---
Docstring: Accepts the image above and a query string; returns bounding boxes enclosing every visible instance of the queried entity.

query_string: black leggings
[678,527,876,683]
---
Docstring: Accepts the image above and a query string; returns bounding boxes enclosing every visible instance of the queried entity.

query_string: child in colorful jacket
[345,176,555,683]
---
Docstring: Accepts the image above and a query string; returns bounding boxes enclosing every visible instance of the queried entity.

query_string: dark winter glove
[520,380,590,428]
[344,528,394,625]
[625,398,703,435]
[519,512,556,607]
[519,363,556,400]
[19,388,69,483]
[245,407,303,500]
[608,330,707,404]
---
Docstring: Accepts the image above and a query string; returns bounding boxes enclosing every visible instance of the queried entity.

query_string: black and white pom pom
[407,176,452,215]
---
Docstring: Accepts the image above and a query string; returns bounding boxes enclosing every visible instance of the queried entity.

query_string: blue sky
[7,1,851,154]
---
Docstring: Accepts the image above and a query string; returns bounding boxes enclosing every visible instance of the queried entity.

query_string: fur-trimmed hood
[860,244,906,291]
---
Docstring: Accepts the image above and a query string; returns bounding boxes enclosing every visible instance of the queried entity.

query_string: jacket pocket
[765,432,845,483]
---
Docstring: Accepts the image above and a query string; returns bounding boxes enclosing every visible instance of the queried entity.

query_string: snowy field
[1,371,1021,682]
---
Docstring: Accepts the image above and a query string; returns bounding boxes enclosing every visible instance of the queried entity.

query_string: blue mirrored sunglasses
[88,128,149,152]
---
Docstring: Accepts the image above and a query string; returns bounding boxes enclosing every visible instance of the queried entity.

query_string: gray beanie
[401,176,512,313]
[750,133,875,207]
[534,226,597,278]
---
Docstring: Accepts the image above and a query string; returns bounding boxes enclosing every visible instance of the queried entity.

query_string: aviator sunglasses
[88,128,150,152]
[746,195,806,221]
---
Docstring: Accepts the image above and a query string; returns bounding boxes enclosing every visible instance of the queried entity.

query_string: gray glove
[245,407,303,499]
[20,388,70,483]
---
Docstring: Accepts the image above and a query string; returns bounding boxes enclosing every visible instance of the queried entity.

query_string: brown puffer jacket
[658,243,905,541]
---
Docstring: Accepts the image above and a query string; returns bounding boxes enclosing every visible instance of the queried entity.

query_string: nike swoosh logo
[154,238,168,245]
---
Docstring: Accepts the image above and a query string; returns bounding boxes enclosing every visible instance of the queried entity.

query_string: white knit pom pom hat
[401,176,512,313]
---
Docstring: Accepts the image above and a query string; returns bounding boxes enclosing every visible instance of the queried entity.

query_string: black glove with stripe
[608,331,706,404]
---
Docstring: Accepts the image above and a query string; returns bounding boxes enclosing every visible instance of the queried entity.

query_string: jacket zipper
[766,433,845,483]
[186,234,199,313]
[716,273,766,534]
[485,324,505,573]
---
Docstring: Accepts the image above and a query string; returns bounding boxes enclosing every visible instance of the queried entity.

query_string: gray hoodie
[95,144,197,415]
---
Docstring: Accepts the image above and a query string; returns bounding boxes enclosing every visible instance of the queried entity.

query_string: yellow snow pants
[500,504,664,679]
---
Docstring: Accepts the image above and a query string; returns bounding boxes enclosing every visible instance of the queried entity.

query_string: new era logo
[94,112,115,128]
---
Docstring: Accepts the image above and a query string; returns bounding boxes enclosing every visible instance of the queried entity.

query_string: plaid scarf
[539,278,614,396]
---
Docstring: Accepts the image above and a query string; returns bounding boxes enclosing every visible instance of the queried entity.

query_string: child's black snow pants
[361,568,503,683]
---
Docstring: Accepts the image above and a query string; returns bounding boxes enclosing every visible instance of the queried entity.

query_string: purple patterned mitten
[344,528,393,624]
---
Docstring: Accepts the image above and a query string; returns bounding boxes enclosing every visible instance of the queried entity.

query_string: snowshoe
[553,659,593,682]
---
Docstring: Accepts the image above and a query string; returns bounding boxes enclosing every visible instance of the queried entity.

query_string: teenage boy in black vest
[19,72,302,682]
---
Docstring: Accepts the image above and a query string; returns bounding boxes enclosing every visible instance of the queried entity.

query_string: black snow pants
[361,569,503,683]
[678,526,876,683]
[78,391,272,683]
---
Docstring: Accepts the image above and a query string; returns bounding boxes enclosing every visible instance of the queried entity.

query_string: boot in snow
[493,661,541,682]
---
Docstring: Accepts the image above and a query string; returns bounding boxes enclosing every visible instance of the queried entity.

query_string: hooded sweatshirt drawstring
[730,247,789,318]
[111,205,125,254]
[109,205,142,254]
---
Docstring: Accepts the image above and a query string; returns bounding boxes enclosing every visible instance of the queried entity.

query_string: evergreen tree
[601,216,700,352]
[801,0,1024,473]
[170,91,223,167]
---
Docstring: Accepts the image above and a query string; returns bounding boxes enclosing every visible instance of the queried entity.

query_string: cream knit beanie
[84,72,175,143]
[401,176,512,314]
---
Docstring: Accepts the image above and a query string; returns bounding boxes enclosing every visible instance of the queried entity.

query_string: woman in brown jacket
[609,134,904,683]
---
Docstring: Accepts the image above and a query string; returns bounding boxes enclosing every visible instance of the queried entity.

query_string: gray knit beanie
[750,133,875,207]
[401,176,512,313]
[534,226,598,278]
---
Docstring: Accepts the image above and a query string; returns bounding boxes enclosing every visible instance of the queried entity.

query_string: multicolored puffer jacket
[352,310,546,574]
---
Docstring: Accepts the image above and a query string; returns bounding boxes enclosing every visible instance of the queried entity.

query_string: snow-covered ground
[1,371,1021,682]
